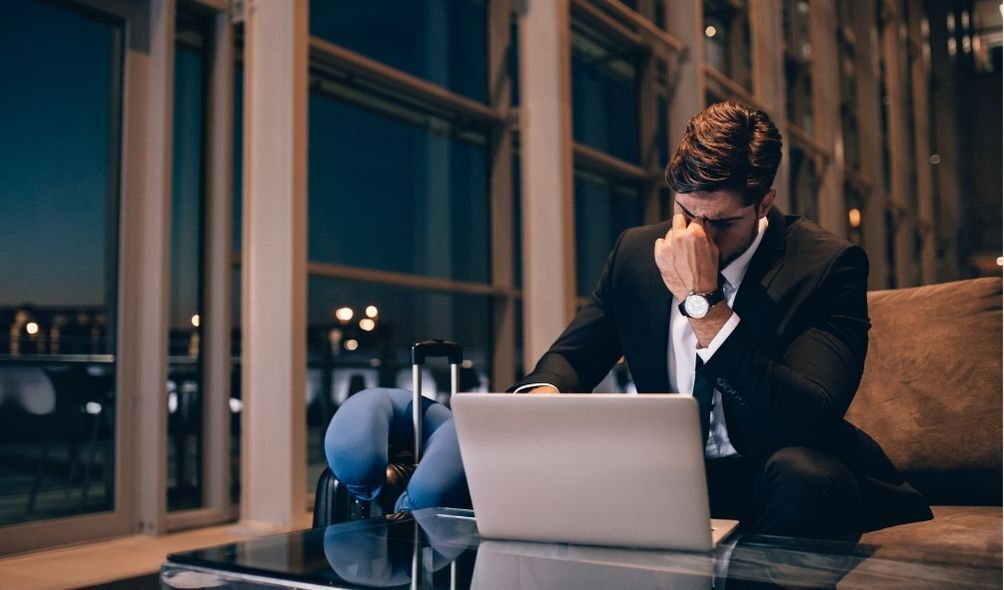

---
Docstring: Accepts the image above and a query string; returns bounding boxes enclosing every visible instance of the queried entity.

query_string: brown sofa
[847,277,1002,554]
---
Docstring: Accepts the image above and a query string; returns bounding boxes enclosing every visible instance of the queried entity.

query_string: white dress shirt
[670,216,768,458]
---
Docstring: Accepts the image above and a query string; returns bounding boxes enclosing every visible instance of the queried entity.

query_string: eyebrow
[676,201,746,222]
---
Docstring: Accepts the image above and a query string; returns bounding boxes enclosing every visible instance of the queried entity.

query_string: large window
[0,0,123,526]
[574,173,643,297]
[304,4,503,486]
[572,24,641,164]
[168,3,213,513]
[783,0,814,133]
[308,85,489,282]
[703,0,753,94]
[310,0,488,103]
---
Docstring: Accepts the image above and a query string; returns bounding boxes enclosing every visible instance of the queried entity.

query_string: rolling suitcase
[313,339,463,527]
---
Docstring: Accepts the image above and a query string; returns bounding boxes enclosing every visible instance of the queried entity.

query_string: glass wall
[0,0,123,526]
[569,15,646,394]
[571,24,641,164]
[703,0,753,94]
[168,2,214,513]
[304,5,497,486]
[310,0,487,103]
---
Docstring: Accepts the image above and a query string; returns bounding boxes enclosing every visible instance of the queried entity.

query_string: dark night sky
[0,1,117,308]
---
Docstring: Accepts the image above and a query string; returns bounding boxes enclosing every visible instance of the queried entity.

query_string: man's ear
[758,189,776,218]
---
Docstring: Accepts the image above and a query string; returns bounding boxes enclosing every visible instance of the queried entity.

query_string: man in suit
[327,102,931,539]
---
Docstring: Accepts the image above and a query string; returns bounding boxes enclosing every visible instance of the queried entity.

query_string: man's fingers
[687,218,707,239]
[672,213,686,230]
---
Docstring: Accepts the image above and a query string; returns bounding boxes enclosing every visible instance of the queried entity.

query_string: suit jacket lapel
[731,207,787,319]
[722,207,787,454]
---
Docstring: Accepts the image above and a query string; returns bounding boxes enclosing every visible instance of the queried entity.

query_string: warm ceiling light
[704,25,717,38]
[344,339,359,351]
[335,307,354,322]
[365,305,379,318]
[26,322,39,335]
[191,314,200,328]
[359,318,376,332]
[848,208,862,228]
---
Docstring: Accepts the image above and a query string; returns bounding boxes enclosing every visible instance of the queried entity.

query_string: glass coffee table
[161,508,1001,589]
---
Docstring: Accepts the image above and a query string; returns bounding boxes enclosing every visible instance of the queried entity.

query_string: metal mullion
[188,0,227,11]
[571,0,647,49]
[306,261,521,299]
[488,0,516,391]
[635,2,663,225]
[573,142,653,181]
[702,63,769,111]
[787,124,832,161]
[590,0,687,54]
[845,166,874,195]
[165,6,234,533]
[308,37,506,125]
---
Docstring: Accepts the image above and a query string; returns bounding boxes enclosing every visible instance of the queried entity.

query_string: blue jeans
[324,388,470,512]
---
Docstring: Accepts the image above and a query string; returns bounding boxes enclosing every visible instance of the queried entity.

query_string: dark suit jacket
[512,207,932,531]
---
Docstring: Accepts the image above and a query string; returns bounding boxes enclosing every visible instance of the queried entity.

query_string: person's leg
[746,447,862,541]
[705,457,758,520]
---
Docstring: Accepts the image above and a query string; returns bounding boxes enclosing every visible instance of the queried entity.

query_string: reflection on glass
[783,0,814,132]
[574,171,643,297]
[168,4,212,512]
[703,0,753,91]
[572,24,641,164]
[308,80,489,282]
[0,0,122,526]
[310,0,487,103]
[305,278,493,488]
[789,146,820,222]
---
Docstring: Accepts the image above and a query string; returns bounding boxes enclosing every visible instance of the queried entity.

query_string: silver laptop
[451,394,739,552]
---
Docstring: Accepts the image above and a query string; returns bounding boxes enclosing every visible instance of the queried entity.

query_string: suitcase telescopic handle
[410,340,463,465]
[411,339,463,365]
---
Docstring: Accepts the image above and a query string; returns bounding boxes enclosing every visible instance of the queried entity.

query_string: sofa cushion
[860,505,1002,555]
[846,277,1002,506]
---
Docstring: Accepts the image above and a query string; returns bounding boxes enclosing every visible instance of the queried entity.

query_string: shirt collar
[721,216,769,291]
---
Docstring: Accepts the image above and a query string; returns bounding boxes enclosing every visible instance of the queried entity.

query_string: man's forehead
[675,190,749,218]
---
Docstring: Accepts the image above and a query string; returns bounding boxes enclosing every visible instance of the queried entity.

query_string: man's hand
[654,213,720,301]
[527,385,559,395]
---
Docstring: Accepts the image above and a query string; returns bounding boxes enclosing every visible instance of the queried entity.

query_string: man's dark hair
[665,101,782,207]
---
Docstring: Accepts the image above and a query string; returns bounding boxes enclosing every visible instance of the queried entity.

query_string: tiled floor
[0,514,311,590]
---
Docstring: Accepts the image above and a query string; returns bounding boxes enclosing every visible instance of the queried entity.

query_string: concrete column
[881,3,918,287]
[203,10,234,517]
[240,0,308,530]
[488,0,516,389]
[907,2,937,284]
[810,0,845,237]
[749,0,790,211]
[854,0,892,289]
[665,0,706,187]
[133,0,175,536]
[925,0,963,281]
[518,0,576,368]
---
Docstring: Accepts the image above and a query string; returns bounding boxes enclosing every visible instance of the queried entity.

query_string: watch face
[684,294,710,318]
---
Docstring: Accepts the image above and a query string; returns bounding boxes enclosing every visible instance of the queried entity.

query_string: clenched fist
[654,213,720,301]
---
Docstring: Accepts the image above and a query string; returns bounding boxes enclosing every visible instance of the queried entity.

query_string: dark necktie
[692,272,727,448]
[693,356,713,448]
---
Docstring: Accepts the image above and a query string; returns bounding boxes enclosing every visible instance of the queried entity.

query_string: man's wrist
[689,303,733,347]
